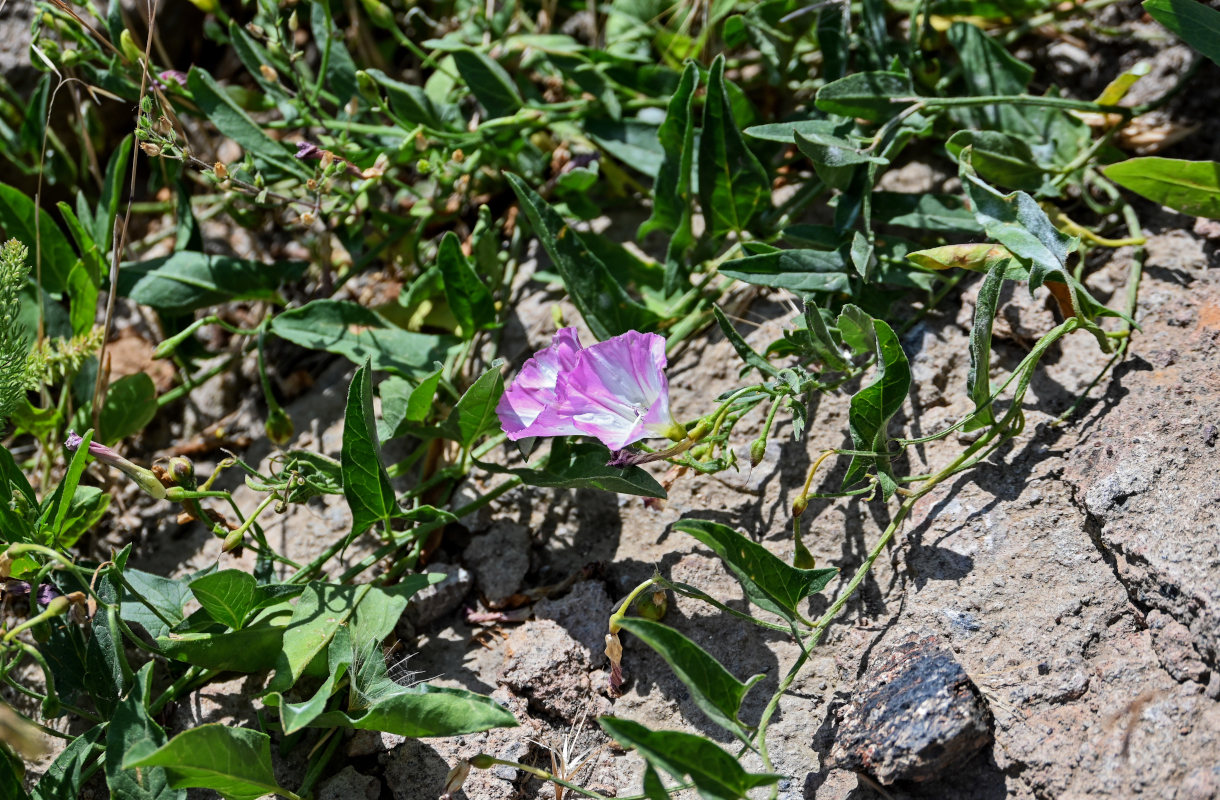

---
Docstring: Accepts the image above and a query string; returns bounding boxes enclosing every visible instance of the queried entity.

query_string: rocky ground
[84,204,1215,800]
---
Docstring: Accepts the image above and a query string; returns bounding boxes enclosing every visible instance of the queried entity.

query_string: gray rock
[1064,279,1220,672]
[498,619,610,723]
[534,580,614,666]
[403,563,473,629]
[318,766,380,800]
[831,633,993,784]
[463,520,530,605]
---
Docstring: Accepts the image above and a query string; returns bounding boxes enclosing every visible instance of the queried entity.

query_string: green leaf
[639,63,697,240]
[31,726,105,800]
[124,724,290,800]
[362,68,444,129]
[960,154,1076,293]
[439,363,504,447]
[616,617,763,737]
[311,0,359,104]
[377,365,444,440]
[343,363,398,537]
[157,611,292,672]
[55,486,109,549]
[871,192,981,233]
[189,570,258,629]
[40,429,93,546]
[98,373,157,444]
[120,570,192,639]
[795,129,888,169]
[599,717,780,800]
[672,519,837,623]
[698,55,770,240]
[1144,0,1220,67]
[0,182,77,293]
[66,262,99,336]
[946,130,1047,193]
[801,299,848,371]
[815,71,913,121]
[267,578,434,693]
[945,21,1033,131]
[0,747,28,800]
[106,664,183,800]
[310,682,517,737]
[743,119,842,143]
[95,135,134,254]
[186,67,311,180]
[117,252,306,314]
[506,173,659,340]
[436,231,496,337]
[964,259,1007,431]
[270,299,457,381]
[841,315,910,497]
[712,306,778,378]
[479,439,666,498]
[452,48,522,118]
[1103,157,1220,219]
[720,249,850,294]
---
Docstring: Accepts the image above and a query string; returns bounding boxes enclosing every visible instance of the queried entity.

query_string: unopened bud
[791,495,808,517]
[168,456,196,488]
[259,64,277,82]
[154,116,173,137]
[265,407,294,445]
[749,437,767,468]
[634,589,668,621]
[452,148,464,163]
[44,595,71,616]
[0,550,11,578]
[140,142,162,157]
[214,162,228,179]
[319,150,335,171]
[469,754,495,770]
[288,10,299,31]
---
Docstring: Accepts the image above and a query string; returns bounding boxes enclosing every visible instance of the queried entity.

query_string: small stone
[498,619,610,723]
[463,520,530,605]
[534,580,615,666]
[318,766,380,800]
[831,633,993,785]
[403,563,472,629]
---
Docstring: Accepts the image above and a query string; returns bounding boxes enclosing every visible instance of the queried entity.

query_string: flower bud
[140,142,162,157]
[154,116,174,137]
[43,595,71,617]
[791,495,808,517]
[319,150,335,171]
[168,456,196,488]
[749,437,767,468]
[634,589,668,621]
[119,29,143,64]
[265,407,294,445]
[469,754,495,770]
[259,64,278,82]
[214,162,228,179]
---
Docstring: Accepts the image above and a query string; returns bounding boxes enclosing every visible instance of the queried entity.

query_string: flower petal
[496,328,585,439]
[558,331,673,450]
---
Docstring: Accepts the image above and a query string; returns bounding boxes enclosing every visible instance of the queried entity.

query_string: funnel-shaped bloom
[556,331,683,450]
[497,329,685,452]
[65,432,166,500]
[496,327,584,440]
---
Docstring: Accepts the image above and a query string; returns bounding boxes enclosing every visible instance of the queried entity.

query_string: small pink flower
[496,329,685,451]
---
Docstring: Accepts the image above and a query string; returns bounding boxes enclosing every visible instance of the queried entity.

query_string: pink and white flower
[496,328,686,452]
